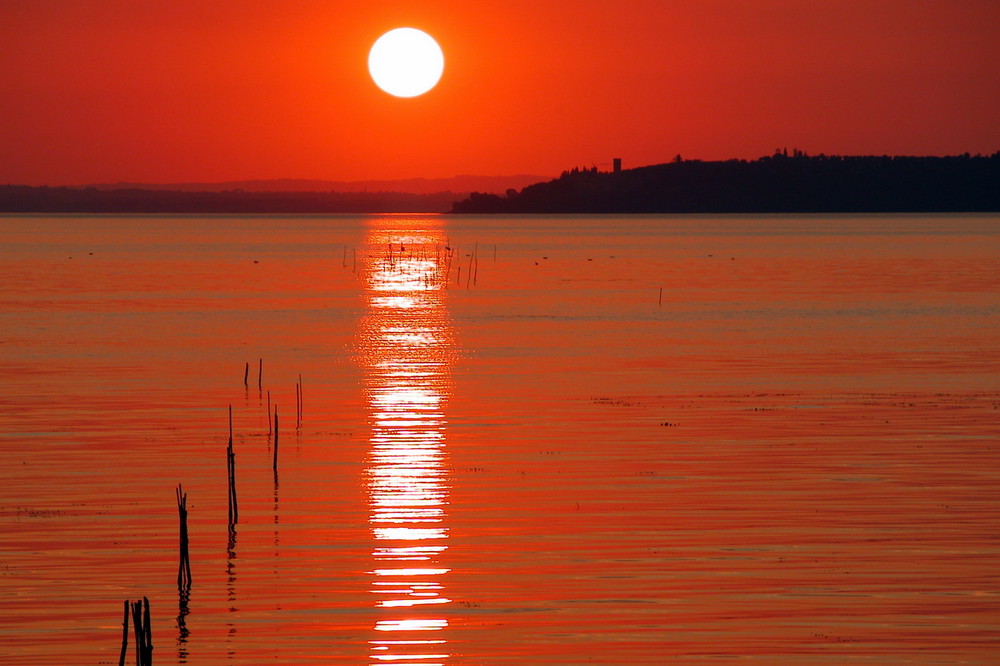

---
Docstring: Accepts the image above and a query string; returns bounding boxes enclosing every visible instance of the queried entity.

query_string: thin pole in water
[118,601,128,666]
[129,596,153,666]
[273,405,279,474]
[227,406,238,526]
[176,484,192,589]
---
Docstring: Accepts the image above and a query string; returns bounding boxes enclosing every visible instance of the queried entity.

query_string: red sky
[2,0,998,185]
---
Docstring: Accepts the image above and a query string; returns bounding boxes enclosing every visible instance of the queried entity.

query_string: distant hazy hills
[85,174,548,195]
[0,174,550,213]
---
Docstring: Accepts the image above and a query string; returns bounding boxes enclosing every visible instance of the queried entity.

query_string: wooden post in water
[658,287,663,307]
[243,361,249,388]
[473,243,479,286]
[118,600,129,666]
[130,600,142,666]
[128,597,153,666]
[143,597,152,664]
[273,405,279,474]
[176,484,192,591]
[226,406,238,526]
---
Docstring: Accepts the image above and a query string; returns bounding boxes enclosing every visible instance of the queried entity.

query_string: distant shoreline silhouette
[0,187,461,214]
[452,152,1000,214]
[4,152,998,214]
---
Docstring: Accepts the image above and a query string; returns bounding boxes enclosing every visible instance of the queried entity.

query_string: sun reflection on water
[360,217,454,665]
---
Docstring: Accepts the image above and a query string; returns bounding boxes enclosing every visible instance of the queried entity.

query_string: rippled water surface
[1,213,999,664]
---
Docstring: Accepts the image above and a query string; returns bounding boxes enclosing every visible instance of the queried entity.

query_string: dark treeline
[0,186,461,214]
[451,152,1000,214]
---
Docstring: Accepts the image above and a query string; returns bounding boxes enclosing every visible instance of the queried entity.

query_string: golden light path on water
[360,217,455,666]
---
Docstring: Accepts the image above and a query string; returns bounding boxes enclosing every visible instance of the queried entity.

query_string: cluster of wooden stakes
[116,359,303,665]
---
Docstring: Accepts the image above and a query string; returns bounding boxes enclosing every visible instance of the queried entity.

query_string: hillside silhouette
[82,174,546,195]
[451,152,1000,214]
[0,187,461,214]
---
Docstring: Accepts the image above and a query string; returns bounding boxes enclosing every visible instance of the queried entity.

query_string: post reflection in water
[359,217,455,666]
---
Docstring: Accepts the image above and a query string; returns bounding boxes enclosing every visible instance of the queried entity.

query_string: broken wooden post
[273,405,279,474]
[128,596,153,666]
[176,484,192,591]
[227,405,238,526]
[118,600,128,666]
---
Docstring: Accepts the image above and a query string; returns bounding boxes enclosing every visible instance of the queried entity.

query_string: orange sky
[2,0,998,185]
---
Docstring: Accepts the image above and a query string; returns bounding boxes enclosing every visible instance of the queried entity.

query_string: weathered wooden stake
[243,361,249,388]
[118,600,128,666]
[273,405,279,474]
[227,405,238,526]
[658,287,663,307]
[142,597,152,665]
[473,243,479,286]
[128,596,153,666]
[176,484,192,590]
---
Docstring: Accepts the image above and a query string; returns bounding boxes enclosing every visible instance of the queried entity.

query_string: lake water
[1,213,999,664]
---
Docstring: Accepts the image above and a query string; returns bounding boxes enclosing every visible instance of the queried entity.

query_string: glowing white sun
[368,28,444,98]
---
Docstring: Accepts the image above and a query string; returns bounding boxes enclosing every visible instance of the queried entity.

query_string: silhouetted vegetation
[451,152,1000,213]
[0,186,462,213]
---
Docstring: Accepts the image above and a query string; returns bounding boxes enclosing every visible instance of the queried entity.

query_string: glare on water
[360,219,455,663]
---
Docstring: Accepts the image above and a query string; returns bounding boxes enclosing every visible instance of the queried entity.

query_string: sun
[368,28,444,98]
